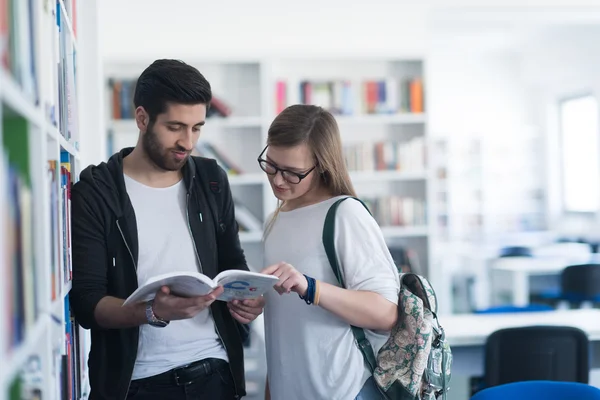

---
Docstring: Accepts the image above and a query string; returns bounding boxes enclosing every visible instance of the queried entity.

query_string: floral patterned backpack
[322,197,453,400]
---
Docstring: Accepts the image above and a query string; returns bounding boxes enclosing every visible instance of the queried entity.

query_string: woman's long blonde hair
[264,104,356,237]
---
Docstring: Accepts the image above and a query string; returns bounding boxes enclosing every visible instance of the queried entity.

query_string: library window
[559,94,600,213]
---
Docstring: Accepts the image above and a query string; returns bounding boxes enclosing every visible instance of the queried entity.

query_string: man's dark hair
[133,59,212,123]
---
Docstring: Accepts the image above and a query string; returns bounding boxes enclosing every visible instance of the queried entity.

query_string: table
[490,255,587,306]
[440,309,600,399]
[442,309,600,377]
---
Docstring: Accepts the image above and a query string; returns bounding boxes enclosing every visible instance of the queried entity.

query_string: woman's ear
[320,169,329,184]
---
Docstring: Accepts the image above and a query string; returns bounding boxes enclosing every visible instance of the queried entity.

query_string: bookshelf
[1,0,94,399]
[104,57,433,277]
[431,130,547,244]
[105,57,431,278]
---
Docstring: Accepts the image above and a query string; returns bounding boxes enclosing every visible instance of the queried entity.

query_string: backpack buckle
[422,383,434,395]
[357,338,371,350]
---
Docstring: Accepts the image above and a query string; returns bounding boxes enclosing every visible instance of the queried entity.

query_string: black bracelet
[299,274,316,305]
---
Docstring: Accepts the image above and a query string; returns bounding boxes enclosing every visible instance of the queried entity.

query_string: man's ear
[135,106,149,133]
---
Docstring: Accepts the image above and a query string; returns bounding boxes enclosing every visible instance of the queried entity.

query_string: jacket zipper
[116,219,137,399]
[186,193,239,398]
[116,220,137,269]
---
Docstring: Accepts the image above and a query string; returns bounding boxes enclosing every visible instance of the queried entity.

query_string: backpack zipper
[185,193,239,398]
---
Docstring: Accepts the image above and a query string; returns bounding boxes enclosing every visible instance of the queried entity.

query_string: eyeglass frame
[257,145,317,184]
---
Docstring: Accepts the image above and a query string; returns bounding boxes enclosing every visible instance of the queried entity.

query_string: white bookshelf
[431,130,547,244]
[104,56,433,276]
[1,0,95,399]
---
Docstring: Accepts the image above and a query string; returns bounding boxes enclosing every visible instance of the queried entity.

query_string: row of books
[2,116,85,399]
[56,0,79,142]
[231,195,427,235]
[59,296,88,400]
[1,0,37,104]
[109,78,232,120]
[193,142,243,176]
[344,137,426,173]
[437,212,546,238]
[2,116,36,353]
[8,355,43,399]
[48,154,73,302]
[275,78,425,115]
[0,0,78,141]
[195,139,427,177]
[9,298,88,400]
[234,200,262,233]
[363,196,427,228]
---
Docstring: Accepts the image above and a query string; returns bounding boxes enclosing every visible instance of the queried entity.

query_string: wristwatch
[145,299,169,328]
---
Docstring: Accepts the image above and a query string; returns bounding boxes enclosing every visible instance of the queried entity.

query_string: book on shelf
[194,141,243,176]
[48,160,60,301]
[2,0,38,104]
[60,152,73,286]
[109,78,232,120]
[47,153,73,302]
[234,199,262,233]
[55,1,79,141]
[275,77,424,116]
[363,196,427,228]
[9,355,44,400]
[123,270,279,305]
[206,96,232,118]
[344,138,426,173]
[3,116,37,354]
[60,296,87,400]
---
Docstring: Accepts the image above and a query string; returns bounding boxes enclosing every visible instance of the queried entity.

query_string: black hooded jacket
[69,148,249,400]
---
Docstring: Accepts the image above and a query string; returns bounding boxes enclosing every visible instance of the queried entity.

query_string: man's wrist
[128,300,151,327]
[145,300,169,327]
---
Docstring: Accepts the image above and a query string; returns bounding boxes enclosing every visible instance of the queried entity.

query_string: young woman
[258,105,400,400]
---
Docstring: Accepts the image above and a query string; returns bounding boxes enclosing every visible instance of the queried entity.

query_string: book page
[214,270,279,302]
[123,271,216,306]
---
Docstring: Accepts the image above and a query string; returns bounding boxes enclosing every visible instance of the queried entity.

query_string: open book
[123,270,279,306]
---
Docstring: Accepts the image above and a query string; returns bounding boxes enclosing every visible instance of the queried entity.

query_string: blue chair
[537,263,600,307]
[499,246,533,258]
[474,304,554,314]
[484,326,589,387]
[561,264,600,305]
[470,381,600,400]
[470,304,553,394]
[470,325,590,396]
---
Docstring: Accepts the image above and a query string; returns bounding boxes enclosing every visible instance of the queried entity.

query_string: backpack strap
[190,156,226,235]
[190,156,251,346]
[322,196,378,374]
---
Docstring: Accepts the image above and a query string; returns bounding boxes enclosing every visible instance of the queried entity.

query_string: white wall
[427,47,533,136]
[427,19,600,240]
[519,25,600,235]
[97,0,600,61]
[77,0,107,167]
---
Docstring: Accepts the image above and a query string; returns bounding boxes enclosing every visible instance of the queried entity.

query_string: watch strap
[145,299,169,327]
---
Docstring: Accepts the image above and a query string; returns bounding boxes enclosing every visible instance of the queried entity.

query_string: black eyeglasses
[257,146,316,184]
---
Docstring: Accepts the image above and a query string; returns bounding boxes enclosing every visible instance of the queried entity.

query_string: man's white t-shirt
[263,196,400,400]
[124,175,228,380]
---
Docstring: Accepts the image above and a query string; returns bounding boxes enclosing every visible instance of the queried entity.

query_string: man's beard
[142,124,190,171]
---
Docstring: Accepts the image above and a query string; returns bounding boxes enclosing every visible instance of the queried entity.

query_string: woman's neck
[282,185,334,211]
